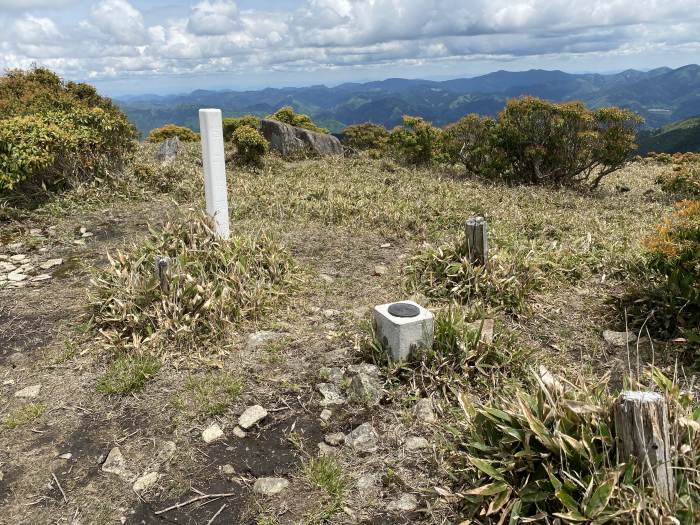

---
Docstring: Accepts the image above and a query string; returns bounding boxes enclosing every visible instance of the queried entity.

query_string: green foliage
[88,213,297,354]
[0,67,137,192]
[388,115,442,165]
[3,403,46,429]
[655,153,700,197]
[96,354,161,394]
[231,125,268,168]
[342,123,389,152]
[440,114,505,177]
[146,124,198,143]
[302,456,349,522]
[175,372,244,418]
[268,106,328,133]
[223,114,260,142]
[449,369,700,523]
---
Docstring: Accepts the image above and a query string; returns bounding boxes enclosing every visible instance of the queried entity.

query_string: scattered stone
[202,423,225,444]
[10,254,27,263]
[373,264,387,276]
[221,464,236,475]
[82,232,94,238]
[324,432,345,446]
[40,258,63,270]
[319,366,344,384]
[260,119,342,157]
[29,228,42,235]
[238,405,268,429]
[466,318,495,346]
[157,441,177,463]
[232,426,247,438]
[102,447,130,478]
[345,423,379,453]
[356,474,378,493]
[0,471,3,481]
[79,226,87,235]
[414,398,436,424]
[14,384,41,398]
[317,442,338,456]
[348,373,383,405]
[156,136,180,162]
[253,477,289,496]
[7,272,27,282]
[603,330,637,347]
[317,383,346,406]
[73,239,86,246]
[58,453,73,460]
[133,472,159,493]
[387,493,419,512]
[319,273,334,283]
[247,331,284,350]
[380,243,392,248]
[322,308,341,319]
[405,436,430,451]
[31,274,51,282]
[319,409,333,422]
[0,262,15,272]
[346,363,380,378]
[7,242,23,252]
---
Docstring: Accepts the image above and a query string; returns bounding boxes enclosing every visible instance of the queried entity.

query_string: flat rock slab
[345,422,379,453]
[238,405,268,429]
[246,331,284,351]
[40,258,63,270]
[387,493,419,512]
[414,398,436,423]
[133,472,159,492]
[253,477,289,495]
[202,423,225,444]
[102,447,131,479]
[14,384,41,398]
[603,330,638,347]
[317,383,346,406]
[349,373,383,406]
[405,436,430,451]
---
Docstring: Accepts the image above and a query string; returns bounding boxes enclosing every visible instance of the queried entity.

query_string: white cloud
[187,1,240,36]
[90,0,148,45]
[13,15,61,45]
[0,0,77,8]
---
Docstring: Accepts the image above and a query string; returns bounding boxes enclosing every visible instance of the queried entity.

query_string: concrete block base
[373,301,434,362]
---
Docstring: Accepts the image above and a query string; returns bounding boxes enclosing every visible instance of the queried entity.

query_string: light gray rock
[260,119,342,157]
[414,398,436,424]
[221,464,236,475]
[102,447,130,478]
[319,273,334,283]
[14,384,41,398]
[346,363,380,378]
[133,472,159,492]
[247,331,284,350]
[156,136,180,163]
[324,432,345,446]
[202,423,225,443]
[39,258,63,270]
[466,318,495,345]
[603,330,637,347]
[356,474,378,493]
[319,366,344,384]
[405,436,430,451]
[387,493,418,512]
[253,477,289,495]
[157,441,177,463]
[232,426,247,438]
[238,405,268,429]
[345,423,379,453]
[317,442,338,456]
[320,409,333,422]
[317,383,346,406]
[31,274,51,282]
[10,254,27,263]
[7,272,27,282]
[373,265,387,276]
[348,373,383,406]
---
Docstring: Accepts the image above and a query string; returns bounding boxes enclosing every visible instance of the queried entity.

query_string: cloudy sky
[1,0,699,96]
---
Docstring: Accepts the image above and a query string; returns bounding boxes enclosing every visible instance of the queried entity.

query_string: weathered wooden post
[465,216,488,267]
[199,108,230,239]
[614,391,675,502]
[155,255,170,293]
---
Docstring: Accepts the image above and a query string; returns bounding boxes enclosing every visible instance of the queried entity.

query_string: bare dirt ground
[0,152,692,524]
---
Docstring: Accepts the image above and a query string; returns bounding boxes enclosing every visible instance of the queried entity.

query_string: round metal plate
[388,302,420,318]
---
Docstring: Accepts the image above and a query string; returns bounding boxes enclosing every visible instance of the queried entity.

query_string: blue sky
[1,0,699,96]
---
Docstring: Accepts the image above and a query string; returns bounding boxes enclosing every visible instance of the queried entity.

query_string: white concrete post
[199,108,230,239]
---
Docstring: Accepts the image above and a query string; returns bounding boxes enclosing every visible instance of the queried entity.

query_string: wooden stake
[613,391,675,502]
[465,216,489,267]
[155,256,170,293]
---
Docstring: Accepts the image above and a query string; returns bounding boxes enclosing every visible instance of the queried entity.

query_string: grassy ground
[0,144,692,524]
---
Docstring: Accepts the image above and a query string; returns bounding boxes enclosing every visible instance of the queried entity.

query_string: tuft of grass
[3,403,47,429]
[96,353,161,394]
[301,456,349,523]
[88,213,298,355]
[174,372,243,418]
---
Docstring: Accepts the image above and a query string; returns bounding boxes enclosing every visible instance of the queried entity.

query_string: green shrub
[342,123,389,152]
[231,125,268,168]
[88,213,297,354]
[656,154,700,197]
[223,114,260,142]
[146,124,199,143]
[268,106,328,133]
[448,369,700,523]
[388,115,442,165]
[97,353,161,394]
[439,114,505,177]
[0,67,137,192]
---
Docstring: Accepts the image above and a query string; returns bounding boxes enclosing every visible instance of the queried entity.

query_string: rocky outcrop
[155,136,179,162]
[259,119,342,157]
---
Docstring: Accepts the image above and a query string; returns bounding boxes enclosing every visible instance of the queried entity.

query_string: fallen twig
[206,503,227,525]
[52,472,68,503]
[155,492,237,515]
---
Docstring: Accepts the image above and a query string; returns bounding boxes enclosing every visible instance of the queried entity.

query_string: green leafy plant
[388,115,442,165]
[231,125,268,168]
[268,106,328,133]
[146,124,199,143]
[223,114,261,142]
[97,353,161,394]
[342,123,389,152]
[3,403,47,429]
[439,114,505,178]
[302,456,349,522]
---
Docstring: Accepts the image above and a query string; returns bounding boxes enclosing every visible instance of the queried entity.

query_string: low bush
[268,106,328,133]
[146,124,198,143]
[342,123,389,152]
[88,213,297,355]
[231,125,268,168]
[439,114,505,178]
[656,154,700,198]
[223,114,260,142]
[447,369,700,523]
[388,115,442,165]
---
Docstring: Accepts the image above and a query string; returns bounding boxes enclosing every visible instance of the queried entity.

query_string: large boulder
[155,136,180,163]
[260,119,342,157]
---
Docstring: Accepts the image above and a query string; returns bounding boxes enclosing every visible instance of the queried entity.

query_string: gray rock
[317,442,338,456]
[317,383,346,406]
[133,472,159,492]
[414,398,436,424]
[157,441,177,463]
[324,432,345,446]
[345,423,379,453]
[319,273,334,283]
[260,119,342,157]
[603,330,637,347]
[319,366,344,384]
[322,308,341,319]
[102,447,131,479]
[221,464,236,475]
[373,265,387,276]
[346,363,380,378]
[405,436,430,451]
[320,409,333,422]
[348,373,383,405]
[9,254,27,263]
[232,426,247,438]
[238,405,268,429]
[202,423,224,443]
[14,384,41,398]
[356,474,378,493]
[247,331,284,350]
[31,274,51,282]
[7,272,27,282]
[253,477,289,495]
[39,258,63,270]
[387,493,418,512]
[156,136,180,163]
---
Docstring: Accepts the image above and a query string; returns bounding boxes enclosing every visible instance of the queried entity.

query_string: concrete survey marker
[199,108,230,239]
[374,301,434,362]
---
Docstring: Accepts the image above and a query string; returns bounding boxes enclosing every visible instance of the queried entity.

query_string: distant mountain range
[116,65,700,141]
[637,116,700,154]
